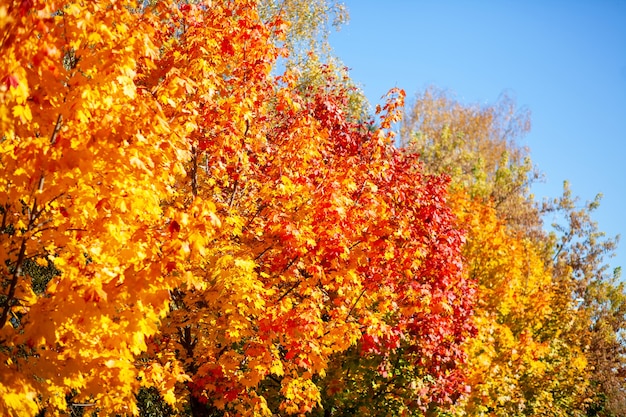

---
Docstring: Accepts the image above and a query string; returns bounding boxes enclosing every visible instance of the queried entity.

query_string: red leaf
[19,0,33,17]
[3,75,19,89]
[165,261,177,273]
[221,39,235,56]
[169,220,181,235]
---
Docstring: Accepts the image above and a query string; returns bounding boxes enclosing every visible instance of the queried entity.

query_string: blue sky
[329,0,626,276]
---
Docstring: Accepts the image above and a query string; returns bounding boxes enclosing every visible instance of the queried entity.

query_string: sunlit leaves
[1,0,191,413]
[450,193,589,417]
[3,1,621,416]
[0,1,473,415]
[400,89,621,416]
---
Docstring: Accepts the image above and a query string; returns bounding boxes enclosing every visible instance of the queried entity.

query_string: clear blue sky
[329,0,626,276]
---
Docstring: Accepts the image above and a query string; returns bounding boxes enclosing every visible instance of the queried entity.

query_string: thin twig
[276,280,301,303]
[345,287,367,322]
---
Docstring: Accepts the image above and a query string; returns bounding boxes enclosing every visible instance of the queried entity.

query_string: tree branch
[345,287,366,322]
[0,238,27,330]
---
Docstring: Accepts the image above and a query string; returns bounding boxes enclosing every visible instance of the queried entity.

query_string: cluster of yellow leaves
[449,193,590,416]
[0,1,197,414]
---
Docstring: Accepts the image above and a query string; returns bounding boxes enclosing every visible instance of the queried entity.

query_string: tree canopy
[1,1,623,416]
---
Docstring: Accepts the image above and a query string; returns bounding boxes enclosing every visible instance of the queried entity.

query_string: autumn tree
[146,45,474,414]
[0,0,202,414]
[400,87,541,236]
[398,86,623,417]
[1,1,474,416]
[400,89,610,416]
[448,192,590,417]
[545,183,624,416]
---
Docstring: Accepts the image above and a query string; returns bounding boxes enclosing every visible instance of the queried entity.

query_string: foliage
[400,87,542,235]
[136,387,175,417]
[1,0,194,414]
[1,1,472,416]
[258,0,369,121]
[1,1,623,416]
[449,193,589,416]
[545,182,624,416]
[401,89,624,417]
[258,0,349,61]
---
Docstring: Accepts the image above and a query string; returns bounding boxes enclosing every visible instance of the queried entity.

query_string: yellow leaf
[12,104,32,122]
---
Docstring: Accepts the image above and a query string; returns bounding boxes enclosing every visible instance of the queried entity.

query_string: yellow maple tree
[1,1,198,414]
[450,193,589,416]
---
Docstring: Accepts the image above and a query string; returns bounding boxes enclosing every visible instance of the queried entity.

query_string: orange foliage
[1,1,473,415]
